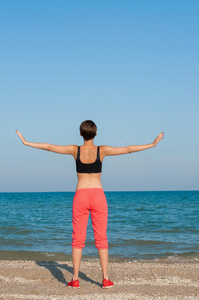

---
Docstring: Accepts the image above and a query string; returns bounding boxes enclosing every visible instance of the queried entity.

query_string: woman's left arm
[16,130,75,155]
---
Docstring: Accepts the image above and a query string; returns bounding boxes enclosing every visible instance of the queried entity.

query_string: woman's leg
[90,189,109,280]
[98,248,109,280]
[71,189,89,281]
[72,247,82,280]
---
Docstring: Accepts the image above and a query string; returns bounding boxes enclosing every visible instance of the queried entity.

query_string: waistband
[75,188,104,193]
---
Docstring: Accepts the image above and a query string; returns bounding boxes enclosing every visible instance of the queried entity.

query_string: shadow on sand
[36,261,101,287]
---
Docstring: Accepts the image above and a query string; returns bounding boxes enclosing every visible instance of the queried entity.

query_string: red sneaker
[102,278,114,288]
[67,279,80,288]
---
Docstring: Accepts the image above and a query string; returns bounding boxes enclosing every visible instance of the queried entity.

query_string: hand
[16,130,27,145]
[153,131,164,147]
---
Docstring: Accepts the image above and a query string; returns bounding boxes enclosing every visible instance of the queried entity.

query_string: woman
[16,120,164,289]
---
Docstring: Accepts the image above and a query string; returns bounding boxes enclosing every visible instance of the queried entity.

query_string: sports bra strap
[97,146,100,160]
[77,146,80,160]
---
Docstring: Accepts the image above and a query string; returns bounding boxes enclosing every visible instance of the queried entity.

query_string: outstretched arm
[16,130,75,155]
[101,131,164,157]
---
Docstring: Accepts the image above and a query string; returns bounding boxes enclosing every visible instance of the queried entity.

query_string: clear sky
[1,0,199,192]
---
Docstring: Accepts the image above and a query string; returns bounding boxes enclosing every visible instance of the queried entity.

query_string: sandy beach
[0,258,199,300]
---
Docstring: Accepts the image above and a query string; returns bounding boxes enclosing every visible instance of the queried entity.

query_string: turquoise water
[0,191,199,261]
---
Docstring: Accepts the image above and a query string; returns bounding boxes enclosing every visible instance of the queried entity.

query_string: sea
[0,191,199,262]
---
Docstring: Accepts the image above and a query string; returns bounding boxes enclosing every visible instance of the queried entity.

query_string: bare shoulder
[99,145,128,159]
[47,143,78,155]
[70,145,78,159]
[57,144,78,157]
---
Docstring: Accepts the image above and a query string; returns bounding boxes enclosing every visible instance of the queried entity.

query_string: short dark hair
[80,120,97,141]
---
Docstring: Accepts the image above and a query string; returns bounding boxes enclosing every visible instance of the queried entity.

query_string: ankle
[73,276,79,281]
[103,275,109,281]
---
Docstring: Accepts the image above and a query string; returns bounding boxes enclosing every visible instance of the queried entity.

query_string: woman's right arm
[16,130,51,151]
[101,131,164,157]
[15,130,76,155]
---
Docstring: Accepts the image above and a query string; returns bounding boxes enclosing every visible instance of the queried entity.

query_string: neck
[83,139,95,146]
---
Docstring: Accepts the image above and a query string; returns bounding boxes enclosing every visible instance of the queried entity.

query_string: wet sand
[0,259,199,299]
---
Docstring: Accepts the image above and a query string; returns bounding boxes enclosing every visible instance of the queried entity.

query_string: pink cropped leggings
[72,188,108,249]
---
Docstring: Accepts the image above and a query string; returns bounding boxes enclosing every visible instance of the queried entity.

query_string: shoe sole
[68,286,80,288]
[102,285,113,289]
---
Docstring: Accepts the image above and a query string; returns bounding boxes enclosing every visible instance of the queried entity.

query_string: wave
[0,250,199,263]
[109,239,174,246]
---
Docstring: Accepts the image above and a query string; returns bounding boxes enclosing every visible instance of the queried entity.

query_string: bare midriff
[75,173,103,191]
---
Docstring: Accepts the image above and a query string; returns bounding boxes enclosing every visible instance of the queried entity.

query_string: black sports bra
[76,146,102,173]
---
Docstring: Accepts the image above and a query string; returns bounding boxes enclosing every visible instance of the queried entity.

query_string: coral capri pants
[72,188,108,249]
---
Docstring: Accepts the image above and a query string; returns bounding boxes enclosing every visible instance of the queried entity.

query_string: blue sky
[1,0,199,192]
